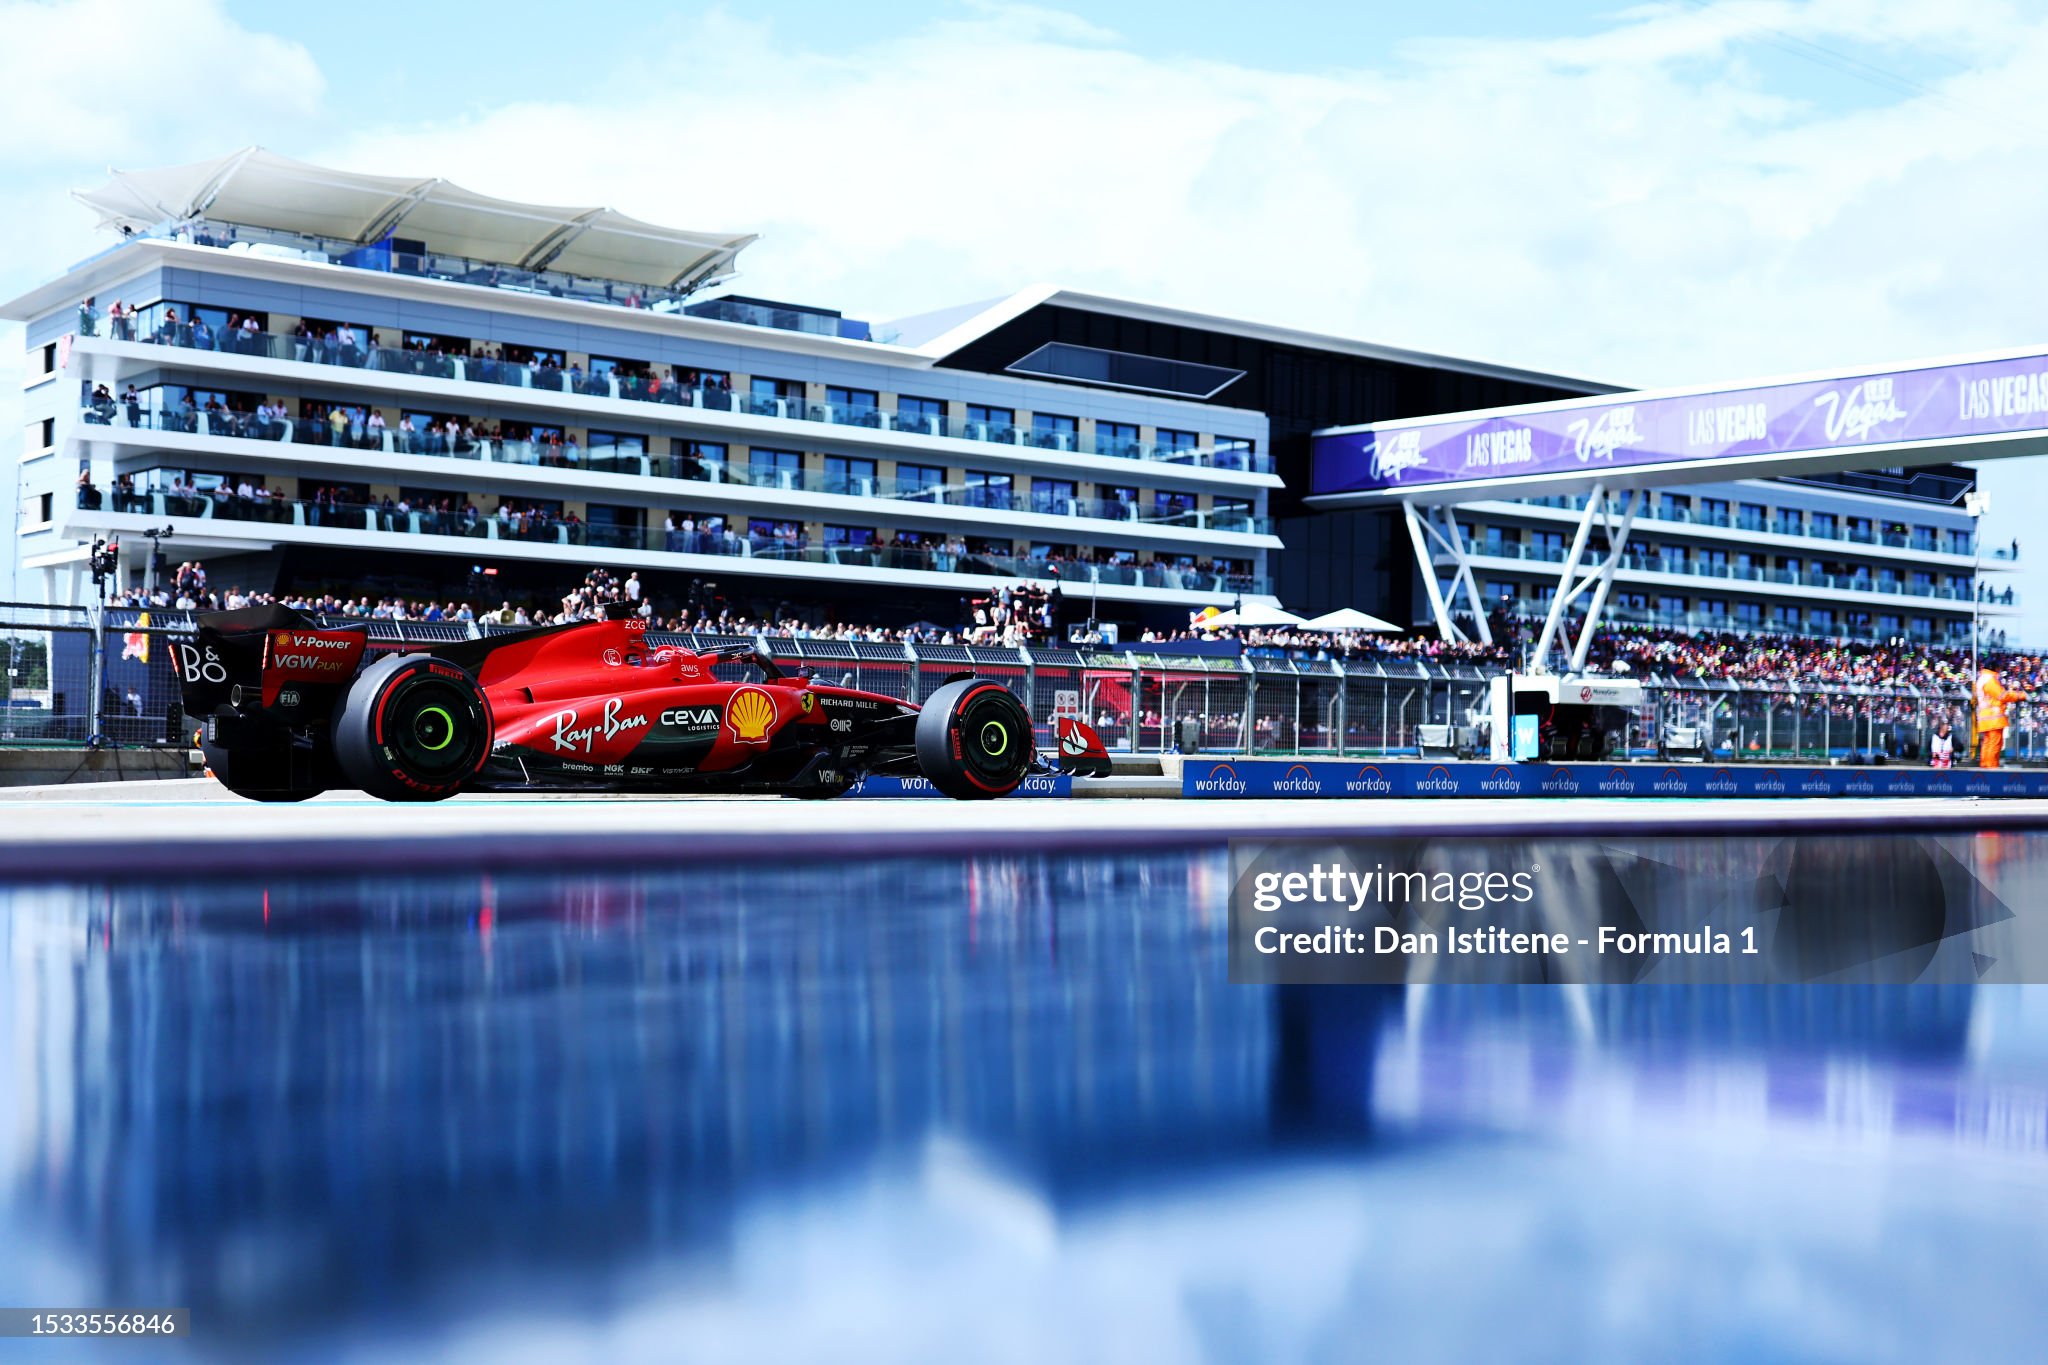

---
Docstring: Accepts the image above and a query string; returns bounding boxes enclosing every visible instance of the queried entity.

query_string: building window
[1700,498,1729,526]
[671,440,727,480]
[966,404,1014,435]
[1097,421,1140,458]
[896,463,944,497]
[1810,512,1838,539]
[36,417,54,450]
[823,455,877,495]
[1809,608,1835,630]
[1738,502,1766,531]
[1947,528,1972,554]
[749,448,803,489]
[1154,490,1195,522]
[1659,492,1690,520]
[37,492,52,523]
[751,376,803,400]
[1214,436,1256,470]
[36,342,57,378]
[749,517,804,544]
[824,525,877,548]
[1658,595,1687,617]
[588,431,647,470]
[897,395,945,425]
[1735,602,1763,626]
[1032,478,1077,514]
[964,471,1012,508]
[826,386,878,412]
[1155,428,1198,457]
[1772,509,1802,535]
[965,535,1013,557]
[1031,413,1077,449]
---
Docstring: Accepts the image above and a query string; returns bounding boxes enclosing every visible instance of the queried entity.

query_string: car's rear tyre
[201,736,323,802]
[914,679,1035,799]
[332,653,492,801]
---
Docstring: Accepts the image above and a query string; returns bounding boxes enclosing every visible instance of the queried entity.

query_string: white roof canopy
[1197,603,1306,629]
[1299,607,1402,632]
[73,147,755,292]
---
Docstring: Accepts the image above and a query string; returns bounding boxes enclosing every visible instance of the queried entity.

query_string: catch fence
[0,603,1999,763]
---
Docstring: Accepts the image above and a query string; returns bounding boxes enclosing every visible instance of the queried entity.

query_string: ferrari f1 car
[175,604,1109,802]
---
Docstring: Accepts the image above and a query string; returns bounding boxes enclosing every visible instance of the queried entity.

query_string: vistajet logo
[1566,406,1642,463]
[1191,762,1248,795]
[1370,430,1426,482]
[1813,377,1906,443]
[1272,764,1323,795]
[1413,765,1460,794]
[1344,765,1393,794]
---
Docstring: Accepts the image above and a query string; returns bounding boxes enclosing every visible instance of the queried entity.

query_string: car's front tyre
[914,679,1035,799]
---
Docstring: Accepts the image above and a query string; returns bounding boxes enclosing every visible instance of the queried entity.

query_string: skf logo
[727,686,777,744]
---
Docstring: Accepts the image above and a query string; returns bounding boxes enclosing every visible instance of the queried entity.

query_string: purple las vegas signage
[1310,351,2048,497]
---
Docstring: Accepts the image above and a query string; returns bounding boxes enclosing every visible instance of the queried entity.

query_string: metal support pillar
[1526,487,1641,674]
[1402,501,1493,645]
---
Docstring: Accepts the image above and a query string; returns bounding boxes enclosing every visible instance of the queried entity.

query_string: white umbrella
[1197,602,1306,629]
[1299,607,1402,633]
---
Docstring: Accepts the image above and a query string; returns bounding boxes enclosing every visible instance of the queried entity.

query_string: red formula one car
[175,604,1096,802]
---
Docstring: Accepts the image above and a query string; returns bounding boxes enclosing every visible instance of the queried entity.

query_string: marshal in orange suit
[1975,668,2028,769]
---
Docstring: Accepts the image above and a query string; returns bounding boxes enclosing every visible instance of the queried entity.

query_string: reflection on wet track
[4,851,2048,1361]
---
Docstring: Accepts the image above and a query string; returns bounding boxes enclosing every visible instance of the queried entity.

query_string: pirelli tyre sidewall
[914,678,1035,800]
[333,653,492,801]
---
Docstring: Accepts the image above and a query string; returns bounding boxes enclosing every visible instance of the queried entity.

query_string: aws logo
[1704,768,1739,794]
[1597,767,1635,793]
[1272,764,1323,795]
[1479,766,1520,793]
[1191,762,1248,795]
[726,686,778,744]
[1651,767,1689,794]
[1345,765,1393,794]
[1413,765,1460,794]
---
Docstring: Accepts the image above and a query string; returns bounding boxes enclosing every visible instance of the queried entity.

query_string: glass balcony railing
[1453,536,1993,605]
[73,405,1272,536]
[76,486,1267,596]
[1513,492,1979,556]
[88,306,1274,474]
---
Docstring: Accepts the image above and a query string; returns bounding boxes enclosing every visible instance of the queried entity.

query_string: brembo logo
[550,698,649,753]
[1566,406,1641,463]
[1272,764,1322,795]
[1345,765,1392,794]
[1813,377,1906,443]
[1191,762,1248,795]
[1370,430,1426,482]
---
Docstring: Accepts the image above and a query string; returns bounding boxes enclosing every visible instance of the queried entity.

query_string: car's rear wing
[174,605,369,722]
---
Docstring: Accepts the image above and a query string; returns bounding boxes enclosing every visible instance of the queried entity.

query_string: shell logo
[727,686,778,744]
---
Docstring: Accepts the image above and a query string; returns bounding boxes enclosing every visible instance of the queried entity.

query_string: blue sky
[8,0,2048,622]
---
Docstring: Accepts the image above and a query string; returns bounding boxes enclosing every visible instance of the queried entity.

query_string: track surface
[3,778,2048,880]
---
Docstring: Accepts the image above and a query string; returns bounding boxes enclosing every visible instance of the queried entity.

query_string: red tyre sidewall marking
[954,683,1025,794]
